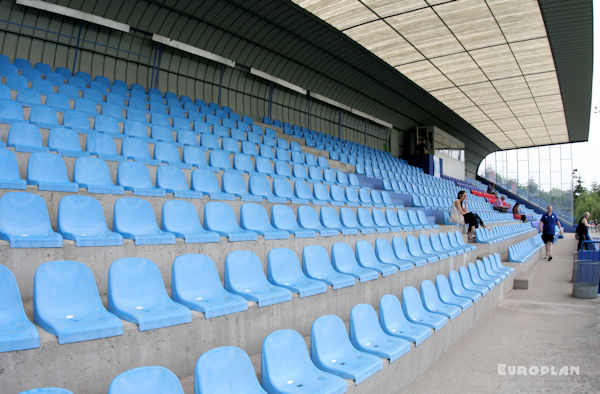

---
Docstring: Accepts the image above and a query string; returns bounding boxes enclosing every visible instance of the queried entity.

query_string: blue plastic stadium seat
[274,160,292,178]
[338,208,371,235]
[249,174,286,203]
[116,161,165,196]
[121,137,160,165]
[375,238,413,271]
[379,294,431,346]
[86,133,124,161]
[449,270,482,302]
[190,169,233,200]
[320,206,357,235]
[8,122,48,152]
[0,264,41,352]
[0,100,25,123]
[272,178,305,204]
[357,208,388,233]
[151,125,176,144]
[331,242,378,282]
[95,115,122,138]
[16,88,42,106]
[295,179,316,203]
[302,245,355,289]
[233,153,254,173]
[34,260,123,344]
[45,93,71,112]
[311,315,382,385]
[225,250,292,307]
[156,165,202,198]
[435,274,472,310]
[267,248,327,297]
[108,366,184,394]
[195,347,266,393]
[406,235,439,263]
[356,240,398,276]
[476,259,502,285]
[183,146,210,168]
[113,197,175,245]
[204,201,258,241]
[222,171,262,201]
[271,204,316,238]
[401,286,448,331]
[6,75,27,90]
[30,104,60,129]
[108,257,192,331]
[18,388,72,394]
[349,304,411,363]
[48,127,88,157]
[0,192,62,248]
[73,156,123,194]
[27,152,79,192]
[370,190,385,208]
[58,195,123,247]
[240,203,289,240]
[210,149,234,171]
[419,234,448,260]
[373,208,400,231]
[298,206,339,236]
[0,148,26,189]
[261,329,347,394]
[172,254,247,318]
[420,280,461,320]
[312,183,331,205]
[242,141,259,157]
[63,110,93,134]
[161,200,219,243]
[467,263,495,290]
[124,120,150,140]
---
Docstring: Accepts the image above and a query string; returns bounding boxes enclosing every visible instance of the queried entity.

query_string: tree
[573,169,585,203]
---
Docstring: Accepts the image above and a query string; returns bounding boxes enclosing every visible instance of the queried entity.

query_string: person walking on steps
[576,212,592,251]
[539,205,562,261]
[452,190,490,242]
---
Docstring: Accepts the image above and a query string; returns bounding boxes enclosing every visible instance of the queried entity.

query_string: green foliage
[574,191,600,222]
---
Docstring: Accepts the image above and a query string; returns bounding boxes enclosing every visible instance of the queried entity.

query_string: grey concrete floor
[404,233,600,393]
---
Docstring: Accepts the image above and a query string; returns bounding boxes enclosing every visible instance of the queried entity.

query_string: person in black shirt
[576,212,592,251]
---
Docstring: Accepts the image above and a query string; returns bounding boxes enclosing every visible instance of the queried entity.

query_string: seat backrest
[161,200,203,234]
[302,244,337,278]
[248,174,272,198]
[274,160,291,177]
[340,207,360,227]
[311,315,355,361]
[271,204,299,230]
[204,201,240,232]
[117,161,155,189]
[95,115,120,134]
[379,294,411,331]
[30,104,58,124]
[407,210,420,225]
[255,156,273,174]
[27,152,71,184]
[233,153,254,172]
[201,134,221,150]
[240,202,271,230]
[371,190,384,205]
[349,303,385,342]
[48,127,82,153]
[122,137,152,160]
[348,173,360,186]
[375,239,397,263]
[157,165,189,192]
[58,195,111,236]
[401,286,426,320]
[0,192,54,237]
[154,141,181,163]
[195,346,264,394]
[114,197,161,234]
[345,187,359,203]
[372,209,389,227]
[273,177,293,198]
[0,148,22,181]
[86,133,119,156]
[222,171,248,195]
[337,172,348,185]
[331,242,360,271]
[267,248,306,284]
[261,329,319,392]
[313,183,329,201]
[225,250,269,291]
[222,137,240,153]
[210,150,232,169]
[308,166,322,181]
[0,264,31,326]
[292,164,308,179]
[297,205,320,228]
[9,122,43,148]
[108,366,184,394]
[294,179,313,200]
[34,260,106,322]
[108,257,171,309]
[420,279,441,308]
[172,254,227,301]
[357,208,376,227]
[320,206,342,228]
[183,146,208,167]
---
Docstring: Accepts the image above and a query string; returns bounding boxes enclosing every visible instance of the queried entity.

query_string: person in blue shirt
[538,205,562,261]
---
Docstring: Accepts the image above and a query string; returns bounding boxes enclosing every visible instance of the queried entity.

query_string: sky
[571,3,600,188]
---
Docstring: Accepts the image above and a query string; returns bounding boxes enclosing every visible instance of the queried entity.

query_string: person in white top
[452,191,490,241]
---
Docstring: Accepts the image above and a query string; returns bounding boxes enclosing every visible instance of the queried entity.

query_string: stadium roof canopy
[293,0,593,150]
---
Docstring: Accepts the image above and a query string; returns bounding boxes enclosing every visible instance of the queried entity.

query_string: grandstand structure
[0,1,592,393]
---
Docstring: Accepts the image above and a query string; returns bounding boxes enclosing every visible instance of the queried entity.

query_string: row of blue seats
[19,250,513,393]
[475,223,536,244]
[387,180,458,196]
[0,57,251,120]
[0,191,432,247]
[0,239,489,353]
[2,123,331,169]
[508,236,544,263]
[0,96,260,137]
